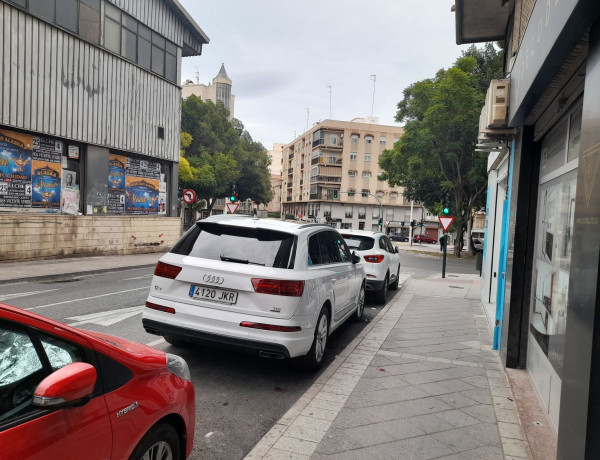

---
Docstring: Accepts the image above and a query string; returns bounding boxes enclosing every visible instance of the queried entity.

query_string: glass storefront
[529,102,582,377]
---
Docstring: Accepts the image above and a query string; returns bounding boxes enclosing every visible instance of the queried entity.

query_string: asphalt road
[1,251,477,459]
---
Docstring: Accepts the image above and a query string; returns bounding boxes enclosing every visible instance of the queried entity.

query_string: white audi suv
[143,216,366,370]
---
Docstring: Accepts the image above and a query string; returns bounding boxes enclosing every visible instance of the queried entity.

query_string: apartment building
[182,63,235,119]
[281,119,429,234]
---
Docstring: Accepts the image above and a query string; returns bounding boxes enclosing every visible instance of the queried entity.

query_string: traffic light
[443,206,450,215]
[400,221,405,227]
[442,193,450,215]
[418,220,424,227]
[333,190,338,199]
[229,195,236,202]
[410,220,416,228]
[378,217,383,228]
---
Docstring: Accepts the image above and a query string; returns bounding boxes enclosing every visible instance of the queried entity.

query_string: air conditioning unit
[485,79,509,128]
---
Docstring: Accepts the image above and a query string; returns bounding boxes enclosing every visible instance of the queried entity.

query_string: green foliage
[267,212,281,218]
[180,96,273,211]
[380,44,503,256]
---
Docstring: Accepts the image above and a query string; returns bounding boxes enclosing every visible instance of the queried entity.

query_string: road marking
[0,289,58,301]
[146,338,166,347]
[122,275,154,281]
[67,305,144,326]
[25,287,149,311]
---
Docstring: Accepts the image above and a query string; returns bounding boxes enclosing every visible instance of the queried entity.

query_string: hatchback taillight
[154,261,182,279]
[363,255,385,263]
[251,279,305,297]
[145,301,176,314]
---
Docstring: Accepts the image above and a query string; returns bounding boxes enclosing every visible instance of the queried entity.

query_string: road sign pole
[442,232,447,278]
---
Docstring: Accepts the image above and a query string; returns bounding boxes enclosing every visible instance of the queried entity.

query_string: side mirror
[33,362,96,409]
[395,247,399,253]
[351,251,361,264]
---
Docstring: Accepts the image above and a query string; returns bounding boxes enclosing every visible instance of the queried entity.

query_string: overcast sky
[178,0,469,150]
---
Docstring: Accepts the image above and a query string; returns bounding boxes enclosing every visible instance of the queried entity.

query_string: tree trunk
[206,197,216,215]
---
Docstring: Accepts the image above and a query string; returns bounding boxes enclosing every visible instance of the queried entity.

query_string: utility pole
[409,200,414,246]
[327,85,332,119]
[370,74,376,118]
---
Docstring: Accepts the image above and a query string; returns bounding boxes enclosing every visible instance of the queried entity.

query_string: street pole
[409,200,414,246]
[442,232,448,278]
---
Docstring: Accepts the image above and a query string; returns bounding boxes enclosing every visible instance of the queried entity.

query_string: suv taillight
[363,255,384,263]
[251,279,305,297]
[154,261,182,279]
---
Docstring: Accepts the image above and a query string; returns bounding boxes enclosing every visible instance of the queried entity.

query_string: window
[362,172,371,179]
[330,134,337,145]
[350,154,357,160]
[29,0,54,21]
[379,137,387,145]
[364,154,371,162]
[358,207,366,219]
[79,0,100,44]
[171,223,297,269]
[365,135,373,144]
[348,189,356,196]
[345,206,353,218]
[348,171,356,178]
[56,0,78,32]
[361,189,369,197]
[359,222,365,230]
[314,232,342,264]
[351,134,359,143]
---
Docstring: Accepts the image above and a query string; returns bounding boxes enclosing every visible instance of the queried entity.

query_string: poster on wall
[0,129,33,207]
[31,162,61,208]
[108,154,126,213]
[126,157,161,181]
[125,177,159,214]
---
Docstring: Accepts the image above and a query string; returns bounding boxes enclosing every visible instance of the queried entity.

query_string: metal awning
[454,0,511,45]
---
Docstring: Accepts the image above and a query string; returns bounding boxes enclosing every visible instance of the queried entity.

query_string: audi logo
[203,274,224,285]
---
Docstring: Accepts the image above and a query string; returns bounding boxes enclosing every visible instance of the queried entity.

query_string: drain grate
[449,285,464,289]
[448,275,459,277]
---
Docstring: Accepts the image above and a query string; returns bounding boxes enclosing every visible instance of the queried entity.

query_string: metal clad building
[0,0,209,261]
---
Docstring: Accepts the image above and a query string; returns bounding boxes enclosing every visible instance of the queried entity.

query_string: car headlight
[166,353,192,382]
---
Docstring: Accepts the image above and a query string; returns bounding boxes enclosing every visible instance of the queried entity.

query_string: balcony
[310,176,342,184]
[358,213,366,219]
[288,167,293,174]
[286,196,292,202]
[288,152,294,159]
[287,182,292,188]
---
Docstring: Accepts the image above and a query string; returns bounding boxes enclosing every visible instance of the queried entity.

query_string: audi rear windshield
[341,235,375,251]
[171,222,297,269]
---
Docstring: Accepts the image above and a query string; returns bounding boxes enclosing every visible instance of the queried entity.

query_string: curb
[0,263,157,286]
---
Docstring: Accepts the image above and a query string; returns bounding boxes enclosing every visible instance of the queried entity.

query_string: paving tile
[436,392,480,409]
[374,418,427,440]
[403,414,455,434]
[435,409,480,427]
[292,416,333,432]
[460,375,490,389]
[271,436,318,456]
[435,445,505,460]
[459,388,493,405]
[498,421,526,440]
[341,424,396,447]
[463,422,502,446]
[384,435,454,459]
[331,405,400,429]
[345,384,430,408]
[264,448,311,460]
[388,396,454,418]
[495,408,520,424]
[353,374,410,392]
[502,437,530,457]
[460,404,497,423]
[313,428,362,455]
[419,379,477,396]
[432,426,485,452]
[285,425,327,444]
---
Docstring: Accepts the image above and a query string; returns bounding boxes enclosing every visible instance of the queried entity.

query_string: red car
[413,234,438,244]
[0,303,195,460]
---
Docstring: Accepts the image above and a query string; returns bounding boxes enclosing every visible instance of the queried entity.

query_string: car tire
[389,266,400,291]
[375,274,388,304]
[353,283,365,321]
[163,335,189,347]
[296,306,330,371]
[129,423,180,460]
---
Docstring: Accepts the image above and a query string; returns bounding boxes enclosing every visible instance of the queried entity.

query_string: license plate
[189,285,238,304]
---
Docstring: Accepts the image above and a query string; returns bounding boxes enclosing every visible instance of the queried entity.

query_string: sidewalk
[246,275,533,460]
[0,252,162,285]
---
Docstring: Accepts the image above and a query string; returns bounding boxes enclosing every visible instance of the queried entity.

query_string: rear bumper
[143,318,292,358]
[365,279,385,292]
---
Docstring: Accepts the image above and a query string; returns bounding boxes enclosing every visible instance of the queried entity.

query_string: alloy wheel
[315,314,329,363]
[141,441,174,460]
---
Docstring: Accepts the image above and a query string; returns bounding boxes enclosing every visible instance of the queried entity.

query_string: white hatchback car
[143,216,366,370]
[339,230,401,304]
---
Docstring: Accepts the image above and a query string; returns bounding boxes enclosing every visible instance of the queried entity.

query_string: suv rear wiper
[220,255,265,266]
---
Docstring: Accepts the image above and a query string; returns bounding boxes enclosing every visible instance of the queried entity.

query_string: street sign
[384,220,390,227]
[226,202,239,214]
[438,216,455,232]
[182,189,196,204]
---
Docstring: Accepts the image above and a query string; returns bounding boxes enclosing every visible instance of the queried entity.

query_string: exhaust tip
[259,351,285,360]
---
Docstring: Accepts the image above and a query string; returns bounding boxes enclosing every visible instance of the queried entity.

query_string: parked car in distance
[143,216,366,371]
[340,230,401,304]
[473,238,484,251]
[0,303,195,460]
[389,233,409,242]
[413,234,437,244]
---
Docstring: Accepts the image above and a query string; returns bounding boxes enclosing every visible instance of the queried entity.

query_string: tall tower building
[182,63,235,119]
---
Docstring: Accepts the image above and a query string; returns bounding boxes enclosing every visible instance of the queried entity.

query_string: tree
[180,96,273,212]
[379,45,503,256]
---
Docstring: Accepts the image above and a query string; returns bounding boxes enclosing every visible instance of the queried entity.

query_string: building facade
[181,63,235,119]
[0,0,208,261]
[455,1,600,458]
[281,119,428,233]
